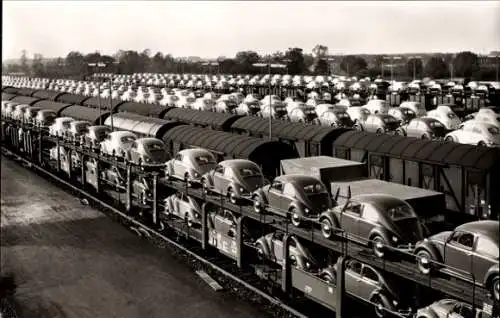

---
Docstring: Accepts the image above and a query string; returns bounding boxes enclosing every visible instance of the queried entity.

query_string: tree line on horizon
[2,45,498,82]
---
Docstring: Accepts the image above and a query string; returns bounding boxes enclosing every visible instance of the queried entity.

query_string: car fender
[252,189,268,205]
[484,264,499,286]
[369,290,393,310]
[256,238,271,257]
[202,174,214,187]
[228,182,240,196]
[319,211,340,228]
[288,202,305,216]
[368,227,391,245]
[414,241,443,263]
[414,308,438,318]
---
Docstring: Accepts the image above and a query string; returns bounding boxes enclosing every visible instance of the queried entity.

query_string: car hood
[427,231,452,243]
[192,162,217,176]
[239,175,266,192]
[302,193,332,214]
[389,217,425,243]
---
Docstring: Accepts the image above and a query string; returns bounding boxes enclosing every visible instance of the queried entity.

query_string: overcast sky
[2,1,499,60]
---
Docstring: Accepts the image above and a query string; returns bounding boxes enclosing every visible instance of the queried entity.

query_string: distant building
[478,55,499,67]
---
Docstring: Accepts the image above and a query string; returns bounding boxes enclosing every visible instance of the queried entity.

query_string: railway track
[1,148,314,318]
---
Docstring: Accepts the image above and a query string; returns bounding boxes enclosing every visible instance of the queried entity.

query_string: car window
[271,181,283,192]
[447,113,457,119]
[175,153,183,161]
[488,127,499,135]
[451,231,475,249]
[283,183,296,197]
[214,165,224,174]
[289,239,297,248]
[348,260,362,274]
[345,201,363,216]
[362,266,379,283]
[475,237,499,258]
[362,205,380,222]
[130,142,137,150]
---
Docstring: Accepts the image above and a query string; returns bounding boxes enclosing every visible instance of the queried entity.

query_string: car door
[272,233,285,264]
[128,141,139,163]
[339,201,363,240]
[472,236,498,283]
[212,165,225,192]
[359,265,381,301]
[172,153,184,178]
[267,180,284,213]
[178,193,191,218]
[280,182,296,213]
[444,231,475,276]
[344,260,363,296]
[471,126,483,144]
[358,204,379,241]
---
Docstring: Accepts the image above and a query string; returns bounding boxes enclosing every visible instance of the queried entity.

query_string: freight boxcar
[333,131,500,221]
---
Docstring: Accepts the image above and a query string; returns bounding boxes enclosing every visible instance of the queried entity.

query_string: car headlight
[239,187,245,193]
[194,212,200,219]
[392,236,398,243]
[193,171,200,178]
[304,208,310,214]
[392,300,398,307]
[305,262,310,269]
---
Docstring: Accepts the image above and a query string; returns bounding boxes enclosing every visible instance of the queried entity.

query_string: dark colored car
[319,194,425,258]
[201,159,266,204]
[415,299,477,318]
[127,137,169,167]
[255,232,319,272]
[401,117,447,139]
[253,175,333,227]
[320,259,408,318]
[414,220,499,302]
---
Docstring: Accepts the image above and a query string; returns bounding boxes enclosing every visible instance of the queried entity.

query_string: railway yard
[1,72,500,318]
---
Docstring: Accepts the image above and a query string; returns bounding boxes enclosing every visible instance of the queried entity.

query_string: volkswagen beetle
[165,148,217,185]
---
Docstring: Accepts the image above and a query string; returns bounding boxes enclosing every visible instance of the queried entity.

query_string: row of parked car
[2,95,499,317]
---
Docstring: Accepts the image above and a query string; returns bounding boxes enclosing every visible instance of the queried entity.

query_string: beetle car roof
[456,220,499,241]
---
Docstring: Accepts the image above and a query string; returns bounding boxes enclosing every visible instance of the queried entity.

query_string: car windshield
[383,116,397,123]
[387,204,415,220]
[303,183,327,194]
[195,155,216,165]
[239,167,261,178]
[121,136,136,143]
[336,112,349,118]
[488,127,499,135]
[429,121,444,128]
[403,109,415,115]
[147,143,164,151]
[62,121,72,128]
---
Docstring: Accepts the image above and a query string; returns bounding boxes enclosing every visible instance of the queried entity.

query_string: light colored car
[162,192,202,227]
[165,148,217,184]
[83,125,112,148]
[100,130,137,157]
[473,108,500,128]
[127,138,169,166]
[159,94,179,107]
[357,114,401,134]
[23,106,41,124]
[318,109,354,127]
[260,101,288,119]
[445,121,500,147]
[67,120,91,141]
[1,101,19,118]
[11,104,30,121]
[387,107,416,125]
[201,159,266,204]
[364,99,390,114]
[400,117,447,139]
[255,232,318,272]
[426,105,461,130]
[176,95,196,108]
[34,110,57,127]
[346,107,371,124]
[235,100,261,116]
[415,299,477,318]
[287,102,317,123]
[48,117,75,137]
[399,101,426,117]
[215,100,238,113]
[192,98,215,111]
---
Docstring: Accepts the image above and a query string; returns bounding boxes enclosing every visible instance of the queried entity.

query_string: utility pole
[408,56,422,81]
[488,54,500,82]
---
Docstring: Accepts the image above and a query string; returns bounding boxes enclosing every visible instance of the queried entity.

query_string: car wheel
[290,208,301,227]
[320,218,333,239]
[371,235,386,258]
[491,275,499,302]
[416,249,433,275]
[421,134,430,140]
[256,242,265,261]
[185,213,193,228]
[227,188,237,204]
[478,141,486,147]
[165,168,171,180]
[184,173,191,187]
[201,179,208,194]
[320,272,336,284]
[158,220,165,232]
[371,294,392,318]
[394,129,400,136]
[376,128,384,134]
[445,136,454,143]
[253,196,263,213]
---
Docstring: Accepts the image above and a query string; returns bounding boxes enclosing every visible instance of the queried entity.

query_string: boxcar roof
[1,93,16,101]
[114,102,172,118]
[32,100,73,115]
[17,88,37,97]
[163,108,242,131]
[333,131,500,170]
[60,105,110,125]
[2,87,19,94]
[104,112,180,138]
[55,93,91,105]
[32,90,64,101]
[10,96,41,106]
[83,97,125,110]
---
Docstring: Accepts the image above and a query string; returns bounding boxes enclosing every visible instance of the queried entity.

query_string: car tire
[185,213,193,228]
[478,141,486,147]
[184,173,191,187]
[371,294,392,318]
[201,179,209,195]
[421,134,430,140]
[320,218,334,239]
[290,208,301,227]
[165,168,171,180]
[445,136,454,143]
[490,275,499,302]
[227,188,237,204]
[256,242,265,261]
[376,128,384,134]
[253,196,263,213]
[371,235,386,258]
[416,249,434,275]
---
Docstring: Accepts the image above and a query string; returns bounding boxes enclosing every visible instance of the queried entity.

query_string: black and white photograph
[1,1,499,318]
